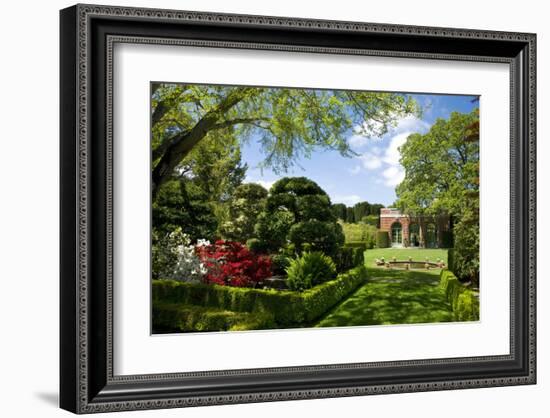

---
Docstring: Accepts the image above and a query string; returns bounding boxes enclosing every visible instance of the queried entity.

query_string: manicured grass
[315,248,454,327]
[364,248,448,271]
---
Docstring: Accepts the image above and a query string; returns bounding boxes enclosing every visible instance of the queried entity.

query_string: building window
[391,222,402,246]
[426,223,437,248]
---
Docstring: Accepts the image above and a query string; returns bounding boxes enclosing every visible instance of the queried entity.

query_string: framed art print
[60,4,536,414]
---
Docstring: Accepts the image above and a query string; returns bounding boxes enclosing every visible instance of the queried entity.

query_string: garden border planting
[153,303,276,332]
[153,266,367,328]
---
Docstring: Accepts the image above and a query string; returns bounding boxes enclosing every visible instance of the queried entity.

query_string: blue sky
[242,93,479,207]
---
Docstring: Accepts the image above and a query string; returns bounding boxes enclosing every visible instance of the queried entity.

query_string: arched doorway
[426,223,437,248]
[409,223,420,247]
[391,222,402,247]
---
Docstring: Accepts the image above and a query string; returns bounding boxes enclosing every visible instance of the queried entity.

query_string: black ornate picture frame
[60,4,536,414]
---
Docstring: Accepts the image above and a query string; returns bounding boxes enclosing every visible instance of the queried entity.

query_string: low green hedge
[153,266,367,326]
[440,269,479,321]
[153,303,276,332]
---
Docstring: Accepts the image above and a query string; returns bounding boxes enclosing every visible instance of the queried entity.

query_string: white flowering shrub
[152,227,208,282]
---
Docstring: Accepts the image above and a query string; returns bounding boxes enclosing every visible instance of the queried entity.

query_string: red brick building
[379,208,451,248]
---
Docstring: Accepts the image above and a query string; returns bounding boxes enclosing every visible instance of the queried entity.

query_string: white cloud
[382,165,405,186]
[254,180,275,191]
[393,115,431,135]
[348,115,430,151]
[350,114,431,189]
[358,153,382,170]
[382,132,411,166]
[348,134,369,149]
[333,194,362,206]
[245,177,276,191]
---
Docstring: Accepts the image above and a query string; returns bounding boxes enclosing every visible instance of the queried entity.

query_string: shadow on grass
[316,267,454,327]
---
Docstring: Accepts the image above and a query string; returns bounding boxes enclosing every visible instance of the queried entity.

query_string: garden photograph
[150,83,480,334]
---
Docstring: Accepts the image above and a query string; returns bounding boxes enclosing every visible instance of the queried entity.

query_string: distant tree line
[331,201,385,225]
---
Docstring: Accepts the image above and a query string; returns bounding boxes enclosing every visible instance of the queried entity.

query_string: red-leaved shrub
[196,240,272,287]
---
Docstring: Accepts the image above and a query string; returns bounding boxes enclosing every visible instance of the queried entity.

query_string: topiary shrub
[288,220,345,258]
[255,177,344,255]
[286,252,337,291]
[376,230,390,248]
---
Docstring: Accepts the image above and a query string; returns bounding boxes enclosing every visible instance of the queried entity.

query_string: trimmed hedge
[334,246,353,272]
[440,269,479,321]
[153,303,275,332]
[376,230,390,248]
[153,266,367,326]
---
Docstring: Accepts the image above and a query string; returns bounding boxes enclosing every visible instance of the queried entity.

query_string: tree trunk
[151,88,253,199]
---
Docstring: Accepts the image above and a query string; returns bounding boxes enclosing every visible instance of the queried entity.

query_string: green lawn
[363,248,448,268]
[315,248,454,327]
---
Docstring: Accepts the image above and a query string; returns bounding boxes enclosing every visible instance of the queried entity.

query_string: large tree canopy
[395,109,480,217]
[396,109,480,282]
[151,83,419,198]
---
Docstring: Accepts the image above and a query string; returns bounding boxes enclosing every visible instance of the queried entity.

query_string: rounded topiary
[288,219,344,257]
[255,177,343,255]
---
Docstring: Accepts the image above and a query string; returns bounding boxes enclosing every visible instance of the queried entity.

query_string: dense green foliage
[439,269,479,321]
[332,244,365,272]
[332,202,383,223]
[254,177,344,255]
[152,266,367,328]
[376,230,390,248]
[153,303,275,332]
[451,208,480,282]
[152,130,247,242]
[396,109,480,283]
[270,253,291,275]
[340,222,377,248]
[447,248,455,273]
[218,183,268,242]
[286,252,337,291]
[352,247,365,267]
[152,84,418,197]
[361,215,379,227]
[333,246,353,272]
[153,178,219,242]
